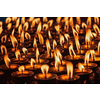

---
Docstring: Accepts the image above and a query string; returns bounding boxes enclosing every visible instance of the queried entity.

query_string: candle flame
[36,48,39,62]
[41,64,49,74]
[78,63,85,72]
[22,47,28,54]
[55,25,60,34]
[18,24,22,34]
[6,17,11,24]
[46,39,51,55]
[12,17,17,21]
[54,54,60,68]
[33,37,37,48]
[0,21,3,26]
[90,50,95,61]
[53,40,57,49]
[25,32,31,40]
[20,30,24,44]
[56,17,61,24]
[4,54,11,68]
[15,49,21,60]
[21,17,25,24]
[60,34,64,46]
[1,45,7,54]
[30,58,35,67]
[23,22,29,31]
[98,42,100,52]
[64,19,69,31]
[94,17,99,25]
[66,61,73,79]
[1,35,7,43]
[0,26,3,34]
[43,24,48,31]
[38,33,44,45]
[84,50,90,64]
[48,30,52,39]
[82,22,87,29]
[7,23,12,30]
[75,35,80,53]
[43,17,48,22]
[69,17,74,28]
[75,24,80,33]
[93,24,100,35]
[31,20,35,28]
[64,34,70,41]
[87,17,91,27]
[29,17,34,22]
[18,65,25,72]
[47,20,53,27]
[76,17,81,25]
[37,22,41,34]
[16,18,20,28]
[72,28,78,37]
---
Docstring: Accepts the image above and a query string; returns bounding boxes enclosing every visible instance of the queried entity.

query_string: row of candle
[0,17,100,83]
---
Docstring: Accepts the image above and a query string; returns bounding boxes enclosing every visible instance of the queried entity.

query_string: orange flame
[87,17,91,27]
[16,18,20,28]
[38,33,44,45]
[23,22,29,31]
[59,34,64,46]
[4,54,11,68]
[90,50,95,60]
[18,65,25,72]
[20,30,24,44]
[41,64,49,75]
[43,17,48,22]
[6,17,11,24]
[62,17,69,22]
[72,28,78,37]
[15,49,21,60]
[43,24,48,31]
[18,24,22,34]
[53,40,57,49]
[12,17,17,21]
[98,42,100,52]
[36,22,41,34]
[55,48,62,60]
[48,30,52,39]
[47,20,53,27]
[78,63,85,72]
[64,34,70,41]
[1,45,7,54]
[76,17,81,25]
[55,54,60,69]
[64,19,69,31]
[85,29,93,45]
[46,39,51,55]
[30,58,35,67]
[0,21,3,26]
[11,29,15,36]
[25,32,31,40]
[0,26,3,34]
[56,17,61,24]
[75,35,80,53]
[93,24,100,35]
[35,18,40,24]
[33,37,37,48]
[84,50,90,64]
[69,17,74,28]
[94,17,99,25]
[82,22,87,29]
[1,35,7,43]
[69,43,76,57]
[22,47,28,54]
[75,24,80,33]
[31,20,35,28]
[21,17,25,24]
[7,23,12,30]
[36,48,39,62]
[66,61,73,79]
[10,35,18,48]
[55,25,60,34]
[29,17,34,22]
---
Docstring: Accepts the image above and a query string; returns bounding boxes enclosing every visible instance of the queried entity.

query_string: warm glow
[29,17,34,22]
[0,26,3,34]
[48,30,52,39]
[75,35,80,53]
[85,29,93,45]
[43,17,48,22]
[33,37,37,48]
[75,24,80,33]
[1,35,7,43]
[11,29,15,36]
[21,17,25,24]
[6,17,11,24]
[18,65,25,72]
[22,47,28,54]
[98,42,100,53]
[16,18,20,28]
[43,24,48,31]
[66,61,73,78]
[64,34,70,41]
[76,17,81,25]
[0,21,3,26]
[12,17,17,21]
[87,17,91,26]
[4,54,11,68]
[20,30,24,44]
[23,22,29,31]
[10,35,18,48]
[54,54,60,69]
[94,17,99,25]
[62,17,69,22]
[69,17,74,28]
[7,23,12,30]
[34,18,40,24]
[82,22,87,29]
[64,19,69,31]
[18,24,22,34]
[84,50,90,64]
[78,63,85,72]
[30,58,35,67]
[46,39,51,55]
[90,50,95,61]
[72,28,78,37]
[47,20,53,27]
[31,20,35,28]
[55,25,60,34]
[59,34,64,46]
[15,49,21,60]
[38,33,44,45]
[1,45,7,54]
[36,22,41,34]
[56,17,61,24]
[69,43,76,57]
[93,24,100,35]
[25,32,31,40]
[55,48,62,60]
[41,64,49,74]
[53,40,57,49]
[36,48,39,62]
